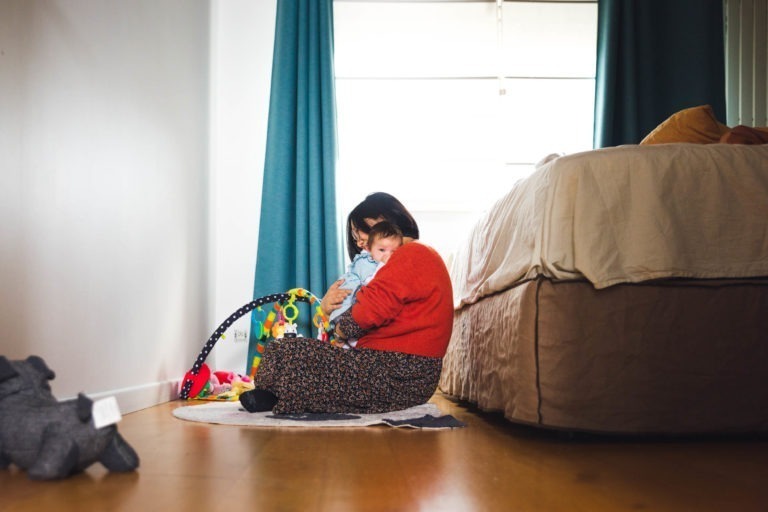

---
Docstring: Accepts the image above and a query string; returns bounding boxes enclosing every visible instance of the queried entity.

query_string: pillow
[720,125,768,145]
[640,104,729,145]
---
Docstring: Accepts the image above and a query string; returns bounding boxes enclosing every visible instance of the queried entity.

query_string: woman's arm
[334,310,367,340]
[320,279,352,316]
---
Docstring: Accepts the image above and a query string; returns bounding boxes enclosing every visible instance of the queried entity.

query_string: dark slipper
[239,389,278,412]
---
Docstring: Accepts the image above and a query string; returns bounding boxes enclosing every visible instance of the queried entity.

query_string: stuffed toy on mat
[0,355,140,480]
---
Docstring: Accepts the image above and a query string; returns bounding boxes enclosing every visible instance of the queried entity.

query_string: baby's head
[366,221,403,264]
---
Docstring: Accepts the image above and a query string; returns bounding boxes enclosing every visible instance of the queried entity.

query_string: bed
[439,142,768,434]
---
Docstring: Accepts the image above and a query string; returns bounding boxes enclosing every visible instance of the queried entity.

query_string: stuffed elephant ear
[76,393,92,422]
[0,356,18,382]
[26,356,55,381]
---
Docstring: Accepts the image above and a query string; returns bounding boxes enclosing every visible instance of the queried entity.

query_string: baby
[329,220,403,346]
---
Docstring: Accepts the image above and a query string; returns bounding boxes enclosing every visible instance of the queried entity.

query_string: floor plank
[2,393,768,511]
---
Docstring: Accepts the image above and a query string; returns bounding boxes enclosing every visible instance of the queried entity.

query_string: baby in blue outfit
[329,221,403,346]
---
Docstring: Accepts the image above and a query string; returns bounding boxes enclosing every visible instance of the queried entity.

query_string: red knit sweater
[350,242,454,358]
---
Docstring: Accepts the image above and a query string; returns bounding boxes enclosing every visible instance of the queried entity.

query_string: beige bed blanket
[451,143,768,309]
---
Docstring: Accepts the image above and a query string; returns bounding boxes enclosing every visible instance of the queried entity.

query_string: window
[334,0,598,259]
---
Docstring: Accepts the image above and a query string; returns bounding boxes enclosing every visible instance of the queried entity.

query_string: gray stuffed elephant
[0,355,140,480]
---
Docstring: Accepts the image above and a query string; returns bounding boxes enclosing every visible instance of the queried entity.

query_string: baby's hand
[321,280,352,315]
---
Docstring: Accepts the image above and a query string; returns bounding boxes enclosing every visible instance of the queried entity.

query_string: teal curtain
[246,0,343,372]
[593,0,726,148]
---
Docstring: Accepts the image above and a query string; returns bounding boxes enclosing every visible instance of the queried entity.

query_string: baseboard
[85,379,182,415]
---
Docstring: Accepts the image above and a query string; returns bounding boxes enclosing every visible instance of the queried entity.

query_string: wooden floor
[3,393,768,511]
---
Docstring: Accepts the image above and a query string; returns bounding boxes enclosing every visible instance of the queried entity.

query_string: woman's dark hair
[345,192,419,261]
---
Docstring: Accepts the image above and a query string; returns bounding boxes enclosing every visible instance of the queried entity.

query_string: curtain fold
[593,0,726,148]
[247,0,342,372]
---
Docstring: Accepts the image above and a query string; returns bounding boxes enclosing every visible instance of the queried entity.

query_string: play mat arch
[179,288,332,400]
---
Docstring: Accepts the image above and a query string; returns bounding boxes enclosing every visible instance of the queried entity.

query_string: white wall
[0,0,212,412]
[208,0,276,374]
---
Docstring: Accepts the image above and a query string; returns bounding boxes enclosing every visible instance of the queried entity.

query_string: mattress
[451,144,768,309]
[440,277,768,434]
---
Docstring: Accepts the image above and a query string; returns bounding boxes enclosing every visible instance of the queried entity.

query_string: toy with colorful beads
[179,288,333,400]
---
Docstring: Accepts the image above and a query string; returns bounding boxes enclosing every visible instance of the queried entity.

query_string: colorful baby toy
[179,288,332,400]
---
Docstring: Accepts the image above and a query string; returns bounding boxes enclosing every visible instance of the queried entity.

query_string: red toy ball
[182,363,211,398]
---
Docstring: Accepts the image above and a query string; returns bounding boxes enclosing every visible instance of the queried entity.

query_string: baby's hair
[366,221,403,249]
[346,192,419,261]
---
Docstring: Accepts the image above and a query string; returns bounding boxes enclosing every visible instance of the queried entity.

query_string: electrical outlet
[233,329,248,341]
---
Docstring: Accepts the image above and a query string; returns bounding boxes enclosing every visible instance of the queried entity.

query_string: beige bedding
[451,144,768,309]
[441,278,768,434]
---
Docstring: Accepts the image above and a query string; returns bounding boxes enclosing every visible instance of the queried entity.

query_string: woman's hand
[321,280,351,316]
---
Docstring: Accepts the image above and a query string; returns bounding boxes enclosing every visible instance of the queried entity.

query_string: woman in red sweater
[240,192,454,414]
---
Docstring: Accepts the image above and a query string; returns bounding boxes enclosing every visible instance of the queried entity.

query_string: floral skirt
[253,337,442,414]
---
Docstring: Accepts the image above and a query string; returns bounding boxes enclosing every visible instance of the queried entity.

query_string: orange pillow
[640,105,729,145]
[720,125,768,145]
